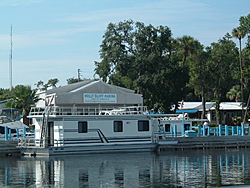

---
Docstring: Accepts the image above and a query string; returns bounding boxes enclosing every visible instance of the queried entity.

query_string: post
[225,125,228,136]
[198,124,201,137]
[170,127,173,137]
[9,129,12,140]
[181,124,185,136]
[241,123,245,136]
[219,124,222,136]
[23,127,27,138]
[203,125,206,136]
[237,126,240,135]
[173,125,177,137]
[207,126,210,136]
[16,129,19,139]
[5,126,8,140]
[182,112,185,136]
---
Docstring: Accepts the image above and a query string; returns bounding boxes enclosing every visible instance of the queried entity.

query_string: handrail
[29,106,149,116]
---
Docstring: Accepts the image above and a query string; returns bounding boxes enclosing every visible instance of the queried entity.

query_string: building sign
[84,93,117,103]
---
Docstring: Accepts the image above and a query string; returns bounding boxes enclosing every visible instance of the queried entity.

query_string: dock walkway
[0,140,20,156]
[157,135,250,152]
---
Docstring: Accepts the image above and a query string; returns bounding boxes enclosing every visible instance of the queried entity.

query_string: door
[47,122,54,146]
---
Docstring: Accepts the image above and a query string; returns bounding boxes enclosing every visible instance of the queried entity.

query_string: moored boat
[18,105,206,156]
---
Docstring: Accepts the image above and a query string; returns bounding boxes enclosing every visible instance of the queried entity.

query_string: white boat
[18,105,207,156]
[0,108,29,140]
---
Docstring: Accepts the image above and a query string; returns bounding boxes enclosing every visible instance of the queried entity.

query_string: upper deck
[29,106,149,117]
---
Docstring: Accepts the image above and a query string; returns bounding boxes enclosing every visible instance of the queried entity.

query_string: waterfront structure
[178,101,247,125]
[18,80,206,156]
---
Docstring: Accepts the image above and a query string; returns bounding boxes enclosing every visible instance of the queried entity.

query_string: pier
[0,140,20,156]
[157,135,250,152]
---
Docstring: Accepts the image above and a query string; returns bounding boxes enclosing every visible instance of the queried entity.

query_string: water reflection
[0,148,250,187]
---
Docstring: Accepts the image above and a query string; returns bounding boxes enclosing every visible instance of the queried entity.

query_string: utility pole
[9,25,13,92]
[9,25,13,120]
[78,69,81,82]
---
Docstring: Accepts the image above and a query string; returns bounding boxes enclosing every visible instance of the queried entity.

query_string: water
[1,148,250,187]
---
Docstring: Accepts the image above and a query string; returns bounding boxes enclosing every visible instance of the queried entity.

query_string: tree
[66,77,91,84]
[176,35,203,67]
[5,85,40,125]
[232,26,247,121]
[95,20,186,112]
[35,78,59,90]
[0,88,10,101]
[207,36,239,124]
[188,49,212,119]
[239,13,250,34]
[226,85,241,102]
[67,77,82,84]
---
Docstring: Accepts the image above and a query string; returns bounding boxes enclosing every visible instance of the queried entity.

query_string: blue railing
[153,123,249,137]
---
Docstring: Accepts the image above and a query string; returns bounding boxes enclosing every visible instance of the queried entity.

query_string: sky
[0,0,249,89]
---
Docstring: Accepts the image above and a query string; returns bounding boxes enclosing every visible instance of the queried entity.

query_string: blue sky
[0,0,249,89]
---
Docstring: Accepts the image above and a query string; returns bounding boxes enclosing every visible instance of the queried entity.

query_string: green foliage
[67,77,91,84]
[226,85,241,102]
[0,88,11,101]
[5,85,40,125]
[95,20,191,112]
[35,78,59,90]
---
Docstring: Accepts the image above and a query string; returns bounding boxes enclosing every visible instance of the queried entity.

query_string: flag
[48,95,55,106]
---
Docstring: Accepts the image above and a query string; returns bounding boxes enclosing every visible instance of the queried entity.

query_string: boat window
[78,121,88,133]
[184,124,190,130]
[164,124,170,132]
[114,121,123,132]
[138,120,149,131]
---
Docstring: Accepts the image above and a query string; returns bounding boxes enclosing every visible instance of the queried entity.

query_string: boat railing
[29,106,149,116]
[18,137,35,147]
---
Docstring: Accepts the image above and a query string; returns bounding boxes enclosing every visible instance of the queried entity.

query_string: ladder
[40,96,54,147]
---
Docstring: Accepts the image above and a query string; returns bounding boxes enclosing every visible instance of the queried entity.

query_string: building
[35,80,143,114]
[179,101,247,125]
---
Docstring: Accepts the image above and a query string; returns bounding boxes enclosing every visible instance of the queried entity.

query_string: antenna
[78,69,81,82]
[9,25,13,92]
[9,25,13,121]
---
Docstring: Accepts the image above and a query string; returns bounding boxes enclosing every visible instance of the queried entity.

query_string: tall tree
[207,36,238,124]
[5,85,40,125]
[189,49,211,119]
[95,20,187,112]
[176,35,203,66]
[232,27,246,120]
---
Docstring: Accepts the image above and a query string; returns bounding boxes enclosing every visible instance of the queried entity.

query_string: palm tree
[226,85,241,102]
[176,35,203,66]
[232,27,246,120]
[6,85,40,125]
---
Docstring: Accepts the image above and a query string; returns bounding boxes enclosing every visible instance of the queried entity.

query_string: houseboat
[18,80,207,156]
[18,105,208,156]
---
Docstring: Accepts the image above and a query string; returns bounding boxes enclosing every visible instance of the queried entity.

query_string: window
[138,120,149,131]
[78,121,88,133]
[165,124,170,132]
[114,121,123,132]
[184,124,190,130]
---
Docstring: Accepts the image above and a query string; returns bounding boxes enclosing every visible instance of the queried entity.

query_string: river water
[1,148,250,187]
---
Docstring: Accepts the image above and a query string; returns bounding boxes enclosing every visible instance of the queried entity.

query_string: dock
[0,140,20,156]
[1,136,250,156]
[157,135,250,152]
